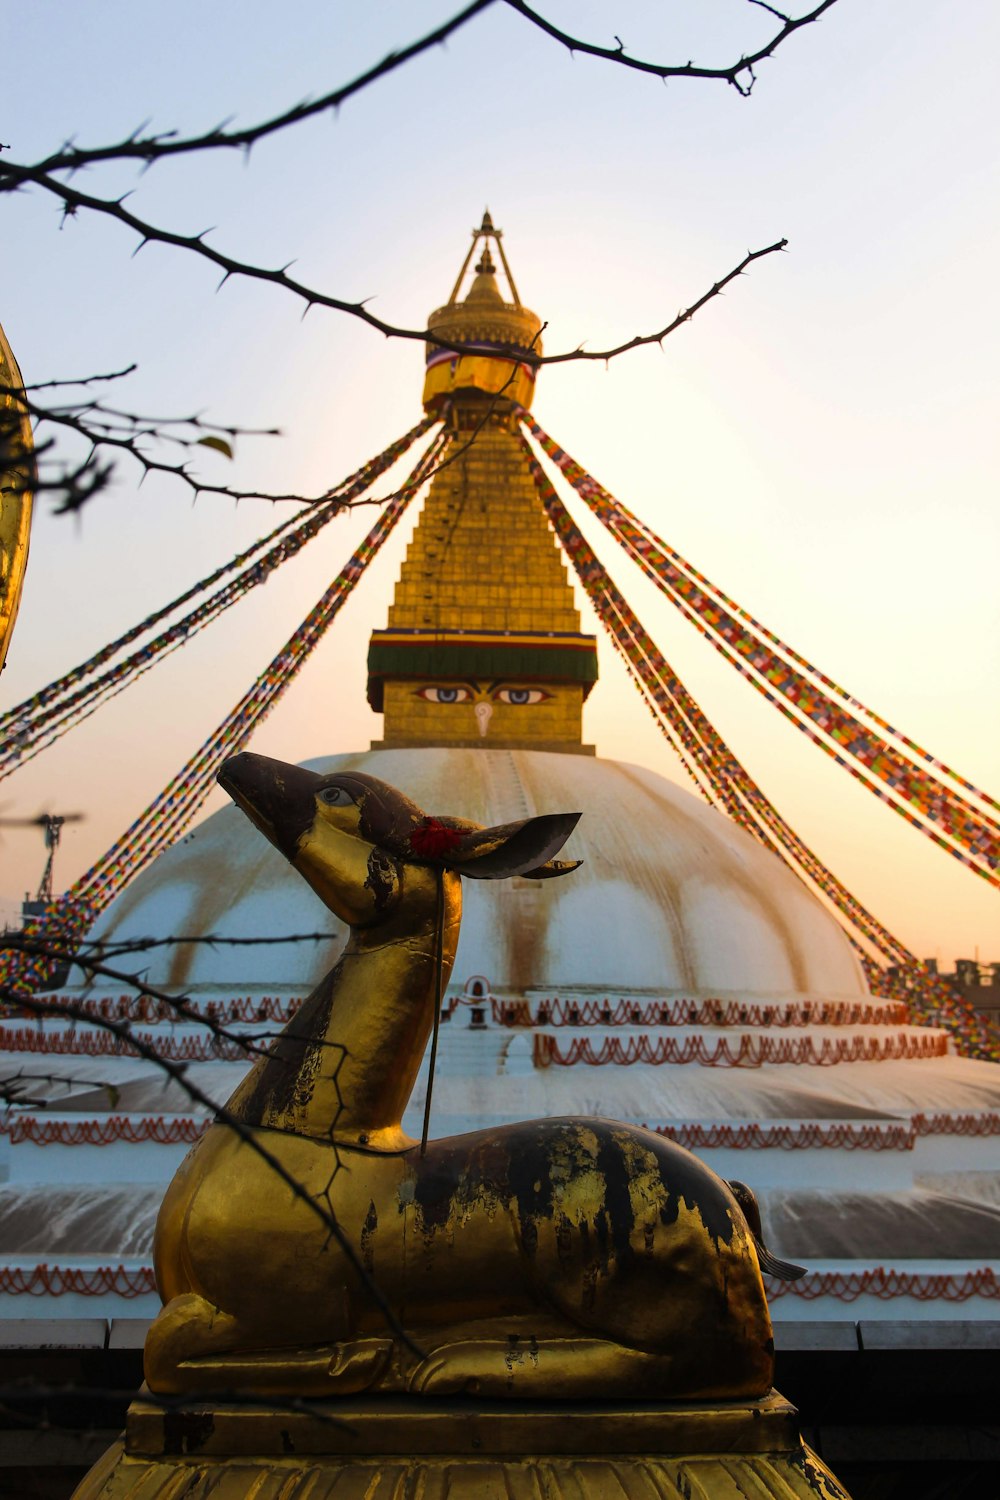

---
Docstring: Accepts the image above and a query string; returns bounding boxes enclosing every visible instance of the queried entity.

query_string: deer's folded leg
[145,1292,394,1397]
[408,1336,691,1400]
[144,1293,242,1393]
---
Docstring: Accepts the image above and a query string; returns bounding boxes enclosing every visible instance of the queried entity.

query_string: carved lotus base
[72,1389,851,1499]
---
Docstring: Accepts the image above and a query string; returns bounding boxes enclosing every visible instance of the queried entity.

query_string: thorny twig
[0,1068,121,1108]
[1,381,290,513]
[0,0,838,183]
[1,169,789,370]
[74,930,339,958]
[540,240,788,363]
[0,232,786,514]
[500,0,840,98]
[0,936,425,1357]
[2,935,292,1062]
[0,2,839,514]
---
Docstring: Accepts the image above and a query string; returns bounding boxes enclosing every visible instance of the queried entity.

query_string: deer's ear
[520,856,583,880]
[440,812,581,881]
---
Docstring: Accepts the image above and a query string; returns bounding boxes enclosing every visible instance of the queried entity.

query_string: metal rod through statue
[420,867,445,1156]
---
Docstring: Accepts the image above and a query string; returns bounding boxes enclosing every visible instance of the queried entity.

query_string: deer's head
[218,753,581,929]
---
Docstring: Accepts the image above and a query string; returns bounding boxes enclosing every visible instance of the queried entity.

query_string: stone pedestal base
[72,1389,850,1499]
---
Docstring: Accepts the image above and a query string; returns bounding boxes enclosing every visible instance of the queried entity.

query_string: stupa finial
[422,210,541,417]
[445,209,522,310]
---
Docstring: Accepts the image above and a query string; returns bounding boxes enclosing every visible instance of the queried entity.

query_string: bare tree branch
[1,0,838,192]
[1,936,423,1356]
[539,240,788,363]
[747,1,793,24]
[501,0,841,97]
[0,303,547,521]
[0,374,440,514]
[3,934,283,1061]
[0,1067,120,1108]
[0,0,817,519]
[1,380,291,513]
[75,930,337,958]
[0,0,825,380]
[7,1,497,180]
[1,189,787,381]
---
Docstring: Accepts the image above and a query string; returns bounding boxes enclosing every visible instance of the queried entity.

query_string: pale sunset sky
[2,2,998,966]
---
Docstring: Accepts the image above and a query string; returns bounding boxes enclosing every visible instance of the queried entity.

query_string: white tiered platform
[2,749,999,1341]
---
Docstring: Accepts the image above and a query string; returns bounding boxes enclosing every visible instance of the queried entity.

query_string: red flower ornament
[409,817,465,859]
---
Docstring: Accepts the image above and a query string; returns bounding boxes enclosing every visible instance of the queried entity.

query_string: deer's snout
[218,753,322,861]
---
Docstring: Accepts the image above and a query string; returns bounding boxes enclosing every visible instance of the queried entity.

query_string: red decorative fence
[0,1264,156,1297]
[0,1026,258,1062]
[0,1261,994,1304]
[533,1030,948,1069]
[25,993,304,1025]
[913,1110,1000,1137]
[0,1113,208,1146]
[647,1111,1000,1152]
[491,996,909,1029]
[766,1267,1000,1302]
[3,1108,997,1152]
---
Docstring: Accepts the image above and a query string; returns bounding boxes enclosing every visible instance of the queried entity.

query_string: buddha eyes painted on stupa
[414,682,552,706]
[496,687,549,705]
[417,686,472,704]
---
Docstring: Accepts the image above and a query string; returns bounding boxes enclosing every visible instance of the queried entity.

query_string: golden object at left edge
[0,320,34,675]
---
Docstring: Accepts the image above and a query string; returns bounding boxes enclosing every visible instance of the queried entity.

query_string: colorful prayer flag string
[517,432,912,969]
[0,414,438,777]
[519,424,1000,1060]
[519,412,1000,887]
[0,427,448,994]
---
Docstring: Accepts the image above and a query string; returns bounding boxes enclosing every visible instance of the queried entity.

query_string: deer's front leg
[145,1290,394,1397]
[144,1292,243,1392]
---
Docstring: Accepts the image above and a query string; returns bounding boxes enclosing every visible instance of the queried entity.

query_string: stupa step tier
[24,990,915,1027]
[2,981,1000,1327]
[5,1108,1000,1159]
[0,1007,949,1067]
[2,1097,999,1317]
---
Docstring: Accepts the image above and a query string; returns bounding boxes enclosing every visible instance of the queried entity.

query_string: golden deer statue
[145,752,797,1401]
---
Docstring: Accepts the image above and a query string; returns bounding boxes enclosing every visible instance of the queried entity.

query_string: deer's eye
[319,785,356,807]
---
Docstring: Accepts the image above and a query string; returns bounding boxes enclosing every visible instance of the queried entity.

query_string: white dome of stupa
[90,747,866,1003]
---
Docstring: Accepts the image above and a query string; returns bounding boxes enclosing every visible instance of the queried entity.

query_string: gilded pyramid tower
[368,213,598,752]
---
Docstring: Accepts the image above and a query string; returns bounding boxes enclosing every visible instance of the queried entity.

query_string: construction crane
[0,811,84,913]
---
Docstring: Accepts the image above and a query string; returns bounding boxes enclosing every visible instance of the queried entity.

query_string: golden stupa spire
[368,214,598,753]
